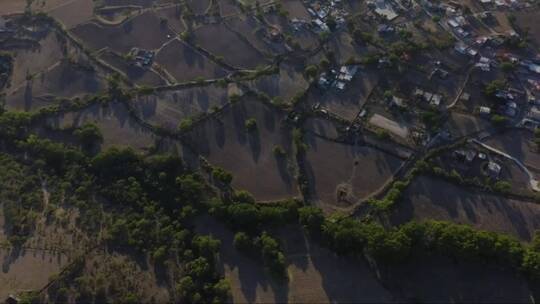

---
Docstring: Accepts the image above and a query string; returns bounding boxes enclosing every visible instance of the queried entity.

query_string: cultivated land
[2,0,540,303]
[304,134,404,212]
[184,97,299,202]
[393,176,540,241]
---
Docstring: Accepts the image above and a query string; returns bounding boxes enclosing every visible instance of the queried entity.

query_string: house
[528,63,540,74]
[430,94,443,106]
[486,161,502,179]
[5,295,20,304]
[460,92,471,102]
[454,149,476,163]
[390,96,406,108]
[479,106,491,116]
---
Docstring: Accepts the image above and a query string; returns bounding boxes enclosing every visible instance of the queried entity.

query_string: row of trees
[297,206,540,279]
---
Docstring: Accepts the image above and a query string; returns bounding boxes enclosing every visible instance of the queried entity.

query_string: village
[0,0,540,303]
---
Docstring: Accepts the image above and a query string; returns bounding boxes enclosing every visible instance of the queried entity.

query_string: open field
[0,248,68,300]
[5,61,105,112]
[5,32,67,93]
[48,0,95,29]
[184,98,299,201]
[45,101,157,151]
[187,0,211,15]
[446,112,492,138]
[155,6,185,33]
[155,39,227,83]
[193,23,269,69]
[304,117,342,140]
[392,176,540,241]
[514,10,540,47]
[304,135,403,211]
[482,129,540,172]
[133,84,231,130]
[379,255,535,303]
[71,12,173,53]
[281,0,310,19]
[244,63,308,102]
[195,216,395,303]
[224,16,287,55]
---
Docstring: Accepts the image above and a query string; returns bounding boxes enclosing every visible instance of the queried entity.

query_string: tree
[233,232,252,252]
[178,118,193,132]
[500,61,516,73]
[212,167,233,184]
[298,207,324,235]
[304,64,318,79]
[485,80,505,97]
[74,123,103,148]
[491,114,508,127]
[245,118,257,132]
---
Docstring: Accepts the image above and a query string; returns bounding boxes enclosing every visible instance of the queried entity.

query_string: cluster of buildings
[304,0,349,32]
[318,65,359,90]
[367,0,399,21]
[414,88,444,107]
[128,47,154,68]
[453,148,502,179]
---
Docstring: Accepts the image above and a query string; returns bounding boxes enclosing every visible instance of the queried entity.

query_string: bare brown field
[0,248,68,300]
[133,84,230,130]
[303,117,341,139]
[193,23,269,69]
[48,0,94,29]
[6,32,66,93]
[224,16,286,55]
[155,6,185,33]
[244,63,308,102]
[218,0,240,17]
[304,135,404,212]
[184,98,299,202]
[187,0,211,15]
[45,101,156,150]
[100,0,154,7]
[482,129,540,172]
[326,32,368,64]
[379,255,535,303]
[71,11,173,53]
[281,0,310,19]
[195,216,394,303]
[392,176,540,241]
[446,112,492,138]
[514,10,540,47]
[0,0,25,15]
[155,39,227,83]
[5,61,105,112]
[100,51,166,86]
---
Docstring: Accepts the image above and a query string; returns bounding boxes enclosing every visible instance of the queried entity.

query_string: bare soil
[45,101,157,151]
[193,23,268,69]
[71,11,173,53]
[184,97,299,202]
[304,135,403,212]
[155,39,227,83]
[392,176,540,241]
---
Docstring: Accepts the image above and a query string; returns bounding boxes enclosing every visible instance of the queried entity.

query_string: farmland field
[132,84,231,130]
[184,97,299,201]
[45,101,157,150]
[71,12,173,53]
[392,176,540,241]
[155,39,227,83]
[193,24,269,69]
[304,135,404,211]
